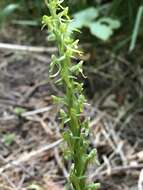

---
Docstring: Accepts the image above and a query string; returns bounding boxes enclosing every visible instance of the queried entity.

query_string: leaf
[86,149,100,166]
[74,7,99,23]
[69,7,99,31]
[14,107,26,115]
[68,7,120,41]
[3,133,15,146]
[99,17,121,29]
[86,183,101,190]
[0,4,19,23]
[70,61,83,74]
[88,22,113,41]
[63,130,71,142]
[42,15,53,30]
[129,5,143,52]
[52,95,64,104]
[47,33,56,41]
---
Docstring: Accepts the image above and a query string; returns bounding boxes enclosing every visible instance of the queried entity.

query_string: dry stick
[54,148,69,179]
[138,169,143,190]
[0,43,57,53]
[0,106,56,136]
[1,172,18,190]
[21,106,53,117]
[94,164,143,178]
[17,174,26,190]
[90,152,115,180]
[0,106,53,121]
[0,139,62,174]
[25,115,54,136]
[18,81,49,104]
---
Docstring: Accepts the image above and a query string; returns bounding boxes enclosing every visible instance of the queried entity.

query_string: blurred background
[0,1,143,190]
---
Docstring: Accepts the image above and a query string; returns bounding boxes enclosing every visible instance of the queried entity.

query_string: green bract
[42,0,99,189]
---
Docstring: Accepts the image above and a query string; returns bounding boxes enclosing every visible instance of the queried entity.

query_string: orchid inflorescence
[42,0,100,189]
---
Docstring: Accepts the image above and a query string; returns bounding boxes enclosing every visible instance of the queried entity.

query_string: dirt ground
[0,26,143,190]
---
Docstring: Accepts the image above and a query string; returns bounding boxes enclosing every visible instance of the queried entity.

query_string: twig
[54,148,68,179]
[95,164,143,178]
[0,43,57,54]
[138,169,143,190]
[25,115,54,136]
[18,81,49,104]
[90,152,115,180]
[0,173,18,190]
[21,106,53,117]
[0,106,54,121]
[17,174,25,190]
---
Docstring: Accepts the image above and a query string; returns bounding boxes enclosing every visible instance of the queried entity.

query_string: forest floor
[0,26,143,190]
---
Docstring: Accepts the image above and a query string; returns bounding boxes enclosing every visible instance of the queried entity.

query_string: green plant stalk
[129,5,143,52]
[42,1,99,190]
